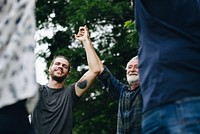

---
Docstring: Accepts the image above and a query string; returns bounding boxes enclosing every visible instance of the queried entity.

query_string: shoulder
[65,83,80,100]
[65,83,76,90]
[63,83,77,95]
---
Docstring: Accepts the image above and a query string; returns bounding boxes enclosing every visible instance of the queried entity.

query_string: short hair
[50,55,71,72]
[126,55,138,70]
[131,55,138,60]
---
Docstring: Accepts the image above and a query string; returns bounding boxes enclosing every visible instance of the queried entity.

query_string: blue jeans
[142,96,200,134]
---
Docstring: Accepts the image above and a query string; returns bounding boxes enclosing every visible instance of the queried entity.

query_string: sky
[35,45,48,85]
[34,27,52,85]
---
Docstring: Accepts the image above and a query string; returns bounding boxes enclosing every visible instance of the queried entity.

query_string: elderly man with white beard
[97,56,142,134]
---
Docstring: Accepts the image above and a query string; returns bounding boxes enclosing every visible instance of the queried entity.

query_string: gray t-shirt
[31,84,80,134]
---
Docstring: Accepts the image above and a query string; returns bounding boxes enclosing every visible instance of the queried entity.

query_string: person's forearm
[82,38,100,74]
[82,38,104,75]
[95,47,104,75]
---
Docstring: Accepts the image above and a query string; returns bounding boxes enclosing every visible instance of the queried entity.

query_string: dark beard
[52,75,66,83]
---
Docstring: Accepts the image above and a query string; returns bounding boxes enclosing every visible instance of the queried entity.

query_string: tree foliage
[35,0,139,133]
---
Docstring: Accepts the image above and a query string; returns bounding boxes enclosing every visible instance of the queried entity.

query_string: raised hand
[74,25,89,42]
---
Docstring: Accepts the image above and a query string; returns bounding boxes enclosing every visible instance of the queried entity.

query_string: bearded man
[31,26,101,134]
[97,56,142,134]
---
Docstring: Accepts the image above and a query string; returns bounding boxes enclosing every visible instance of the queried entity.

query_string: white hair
[126,55,138,70]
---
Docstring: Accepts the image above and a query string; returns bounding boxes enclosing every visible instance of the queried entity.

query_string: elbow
[92,67,101,75]
[90,64,104,76]
[91,65,101,75]
[93,64,104,76]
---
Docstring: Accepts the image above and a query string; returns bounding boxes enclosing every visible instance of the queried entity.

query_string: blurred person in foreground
[135,0,200,133]
[0,0,38,133]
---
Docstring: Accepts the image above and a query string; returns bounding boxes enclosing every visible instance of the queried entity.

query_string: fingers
[84,25,88,31]
[75,29,84,39]
[74,31,84,40]
[79,25,88,31]
[75,25,89,40]
[74,34,78,39]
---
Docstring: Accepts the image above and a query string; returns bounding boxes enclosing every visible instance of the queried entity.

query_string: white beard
[127,75,139,85]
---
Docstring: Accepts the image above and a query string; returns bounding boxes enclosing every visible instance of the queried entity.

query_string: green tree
[35,0,139,133]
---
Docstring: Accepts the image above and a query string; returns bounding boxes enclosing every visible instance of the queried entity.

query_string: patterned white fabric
[0,0,38,110]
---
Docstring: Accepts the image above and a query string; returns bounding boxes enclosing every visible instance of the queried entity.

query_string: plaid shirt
[97,66,142,134]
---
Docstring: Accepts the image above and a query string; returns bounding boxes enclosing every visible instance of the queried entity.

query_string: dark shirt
[97,66,142,134]
[135,0,200,112]
[31,84,80,134]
